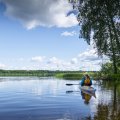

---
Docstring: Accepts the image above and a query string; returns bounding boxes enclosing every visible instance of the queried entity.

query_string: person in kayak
[80,74,92,86]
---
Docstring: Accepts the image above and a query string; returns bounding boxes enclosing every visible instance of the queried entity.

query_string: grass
[55,72,100,80]
[55,73,83,80]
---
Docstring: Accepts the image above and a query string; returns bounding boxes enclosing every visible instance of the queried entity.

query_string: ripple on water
[0,77,119,120]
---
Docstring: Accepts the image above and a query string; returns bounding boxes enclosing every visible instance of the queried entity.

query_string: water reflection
[95,80,120,120]
[88,80,120,120]
[81,91,92,105]
[66,90,96,105]
[0,77,120,120]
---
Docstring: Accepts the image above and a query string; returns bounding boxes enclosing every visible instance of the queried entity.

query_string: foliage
[69,0,120,73]
[107,74,120,80]
[101,62,113,74]
[101,61,120,74]
[100,61,120,80]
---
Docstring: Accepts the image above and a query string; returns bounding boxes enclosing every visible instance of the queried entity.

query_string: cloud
[31,56,45,62]
[1,0,78,29]
[1,48,107,71]
[78,49,100,62]
[75,48,110,71]
[0,63,6,69]
[71,58,78,64]
[47,57,62,65]
[61,31,77,36]
[42,48,103,71]
[46,57,75,70]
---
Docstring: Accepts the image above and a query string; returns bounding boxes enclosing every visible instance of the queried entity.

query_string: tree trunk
[105,1,118,74]
[108,25,118,74]
[105,0,120,54]
[109,13,120,55]
[112,83,117,118]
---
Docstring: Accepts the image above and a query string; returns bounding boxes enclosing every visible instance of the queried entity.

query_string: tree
[69,0,120,73]
[101,62,113,74]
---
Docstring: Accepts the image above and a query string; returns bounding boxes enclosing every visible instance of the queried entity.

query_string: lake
[0,77,120,120]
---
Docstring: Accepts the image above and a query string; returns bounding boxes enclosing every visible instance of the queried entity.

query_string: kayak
[66,83,96,97]
[79,86,96,94]
[80,86,96,92]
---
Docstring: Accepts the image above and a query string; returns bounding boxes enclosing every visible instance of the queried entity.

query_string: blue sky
[0,0,103,71]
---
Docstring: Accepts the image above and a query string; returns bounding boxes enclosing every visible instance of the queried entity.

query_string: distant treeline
[0,70,119,80]
[0,70,57,77]
[0,70,96,77]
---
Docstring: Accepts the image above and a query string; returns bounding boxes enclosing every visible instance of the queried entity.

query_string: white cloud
[61,31,77,36]
[42,48,102,71]
[47,57,62,65]
[71,58,78,64]
[77,49,102,70]
[2,0,78,29]
[78,49,100,61]
[31,56,45,62]
[0,63,6,69]
[76,48,110,71]
[1,48,107,71]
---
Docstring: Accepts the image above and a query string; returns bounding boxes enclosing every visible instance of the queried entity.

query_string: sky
[0,0,105,71]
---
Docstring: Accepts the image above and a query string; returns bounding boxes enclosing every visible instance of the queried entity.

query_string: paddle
[66,90,80,93]
[66,83,80,86]
[66,83,99,86]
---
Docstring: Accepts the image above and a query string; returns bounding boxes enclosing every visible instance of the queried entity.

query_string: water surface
[0,77,119,120]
